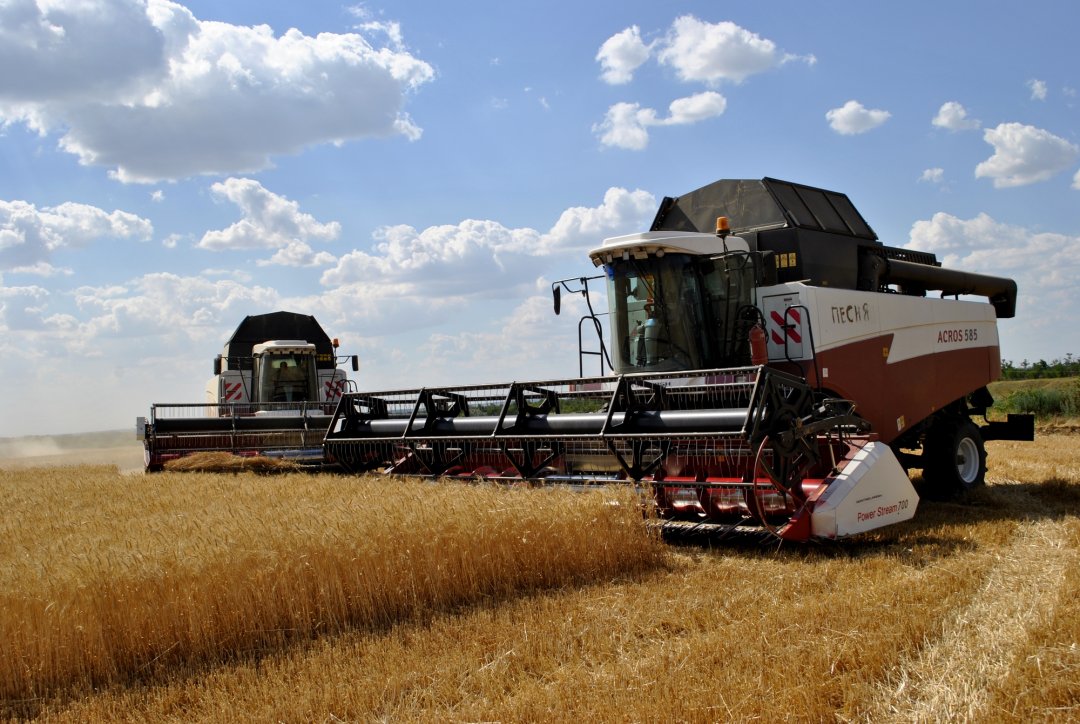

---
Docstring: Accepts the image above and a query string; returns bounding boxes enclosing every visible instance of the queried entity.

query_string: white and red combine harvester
[322,178,1033,541]
[138,311,358,471]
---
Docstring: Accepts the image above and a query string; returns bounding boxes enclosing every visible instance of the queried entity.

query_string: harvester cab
[253,342,320,405]
[595,231,761,374]
[324,178,1034,541]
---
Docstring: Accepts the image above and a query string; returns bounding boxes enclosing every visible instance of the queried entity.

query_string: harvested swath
[0,469,661,717]
[163,451,301,473]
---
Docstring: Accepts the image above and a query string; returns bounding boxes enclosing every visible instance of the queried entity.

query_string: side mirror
[552,285,561,315]
[351,355,359,372]
[213,355,222,376]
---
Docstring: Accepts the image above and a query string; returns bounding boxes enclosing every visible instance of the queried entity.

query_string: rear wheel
[922,418,986,497]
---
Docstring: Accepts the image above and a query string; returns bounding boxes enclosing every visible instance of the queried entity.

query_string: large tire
[922,418,986,497]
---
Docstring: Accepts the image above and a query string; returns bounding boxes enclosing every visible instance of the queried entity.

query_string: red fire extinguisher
[749,323,768,366]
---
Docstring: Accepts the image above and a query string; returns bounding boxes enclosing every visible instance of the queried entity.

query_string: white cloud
[0,0,434,183]
[322,219,541,292]
[197,178,339,266]
[596,25,652,84]
[543,187,656,251]
[403,293,596,386]
[321,186,654,292]
[0,186,653,372]
[593,103,655,151]
[0,198,152,271]
[932,101,980,131]
[596,16,812,88]
[906,213,1080,345]
[257,241,337,268]
[64,272,281,345]
[657,16,811,85]
[1027,79,1048,101]
[665,91,728,123]
[919,168,945,184]
[1074,168,1080,190]
[0,0,165,105]
[825,100,891,135]
[0,188,657,434]
[593,91,726,150]
[356,19,405,50]
[0,284,51,331]
[974,122,1079,188]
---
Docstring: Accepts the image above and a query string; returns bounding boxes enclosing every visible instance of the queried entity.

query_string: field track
[1,435,1077,721]
[864,495,1076,720]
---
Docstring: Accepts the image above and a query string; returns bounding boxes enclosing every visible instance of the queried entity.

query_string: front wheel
[922,419,986,497]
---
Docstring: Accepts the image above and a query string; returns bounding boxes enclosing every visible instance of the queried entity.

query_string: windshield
[257,354,318,404]
[605,252,756,374]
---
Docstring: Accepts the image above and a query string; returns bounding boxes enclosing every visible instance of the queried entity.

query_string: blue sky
[1,0,1077,436]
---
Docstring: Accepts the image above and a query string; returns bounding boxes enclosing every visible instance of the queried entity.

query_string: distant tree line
[1001,354,1080,380]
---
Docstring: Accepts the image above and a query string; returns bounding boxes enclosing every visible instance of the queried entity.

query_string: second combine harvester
[324,178,1033,541]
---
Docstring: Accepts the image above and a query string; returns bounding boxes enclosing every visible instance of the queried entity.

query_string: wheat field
[2,435,1077,722]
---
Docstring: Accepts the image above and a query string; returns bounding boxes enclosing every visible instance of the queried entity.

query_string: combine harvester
[138,311,358,471]
[332,178,1028,540]
[322,178,1033,540]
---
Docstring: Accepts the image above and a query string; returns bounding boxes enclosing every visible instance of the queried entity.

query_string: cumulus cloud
[543,187,656,250]
[593,103,653,151]
[595,16,812,87]
[825,100,891,135]
[1027,79,1048,101]
[906,212,1080,335]
[919,168,945,184]
[1074,168,1080,190]
[592,17,806,148]
[0,0,434,182]
[403,292,598,385]
[61,271,281,348]
[0,188,659,433]
[0,0,164,105]
[0,284,51,331]
[0,198,152,271]
[974,122,1079,188]
[321,186,655,291]
[197,178,339,266]
[593,91,727,150]
[657,16,813,85]
[932,101,980,131]
[596,25,652,84]
[321,219,541,297]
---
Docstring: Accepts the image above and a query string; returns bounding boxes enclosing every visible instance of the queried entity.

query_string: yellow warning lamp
[715,216,730,239]
[332,337,340,349]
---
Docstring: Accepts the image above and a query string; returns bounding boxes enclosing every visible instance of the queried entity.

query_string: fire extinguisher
[748,323,768,366]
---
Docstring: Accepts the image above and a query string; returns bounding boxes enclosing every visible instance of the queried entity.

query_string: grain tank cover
[224,311,337,369]
[651,178,888,290]
[650,178,877,240]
